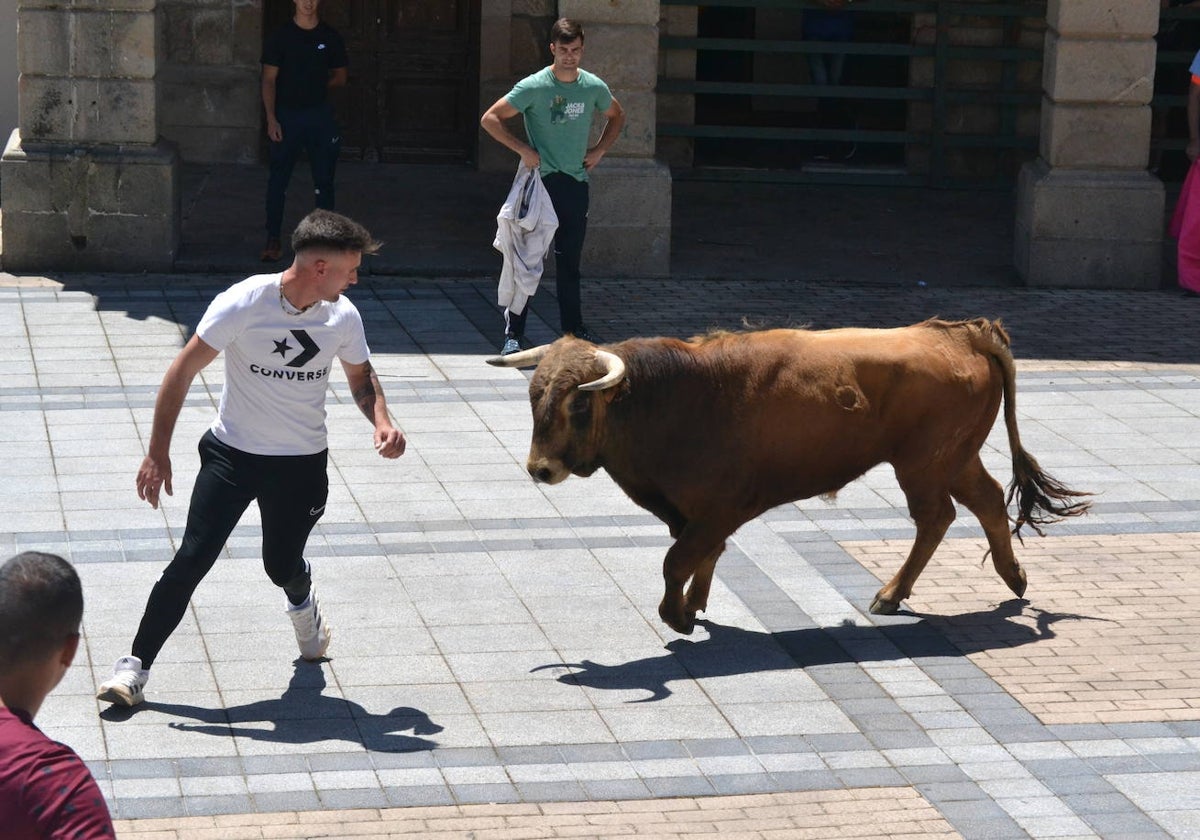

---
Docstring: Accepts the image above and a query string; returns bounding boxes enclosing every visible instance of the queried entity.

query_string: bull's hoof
[869,594,901,615]
[1007,568,1028,599]
[659,602,696,634]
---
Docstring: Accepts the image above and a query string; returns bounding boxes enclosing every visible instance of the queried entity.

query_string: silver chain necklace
[279,285,315,316]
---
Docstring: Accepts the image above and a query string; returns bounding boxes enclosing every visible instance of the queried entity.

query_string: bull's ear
[486,345,551,368]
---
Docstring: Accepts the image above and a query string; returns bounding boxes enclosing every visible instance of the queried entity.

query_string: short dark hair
[291,209,381,256]
[0,552,83,670]
[550,18,584,45]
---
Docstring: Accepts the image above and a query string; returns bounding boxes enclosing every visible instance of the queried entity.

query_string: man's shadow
[535,601,1107,703]
[101,661,442,753]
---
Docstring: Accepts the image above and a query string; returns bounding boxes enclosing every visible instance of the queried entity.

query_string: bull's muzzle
[527,458,568,485]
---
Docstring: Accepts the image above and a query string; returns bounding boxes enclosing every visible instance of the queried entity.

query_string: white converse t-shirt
[196,273,370,456]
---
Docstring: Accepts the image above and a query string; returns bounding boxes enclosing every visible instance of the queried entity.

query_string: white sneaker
[287,587,331,661]
[96,656,149,707]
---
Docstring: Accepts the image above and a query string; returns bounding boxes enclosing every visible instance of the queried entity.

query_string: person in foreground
[480,17,625,355]
[97,210,405,708]
[1,551,115,838]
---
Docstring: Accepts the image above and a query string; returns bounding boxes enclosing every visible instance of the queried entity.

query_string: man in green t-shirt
[481,17,626,355]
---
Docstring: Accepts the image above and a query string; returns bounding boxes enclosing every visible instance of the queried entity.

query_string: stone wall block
[112,11,159,77]
[0,132,76,212]
[606,88,654,157]
[18,76,74,141]
[165,6,232,65]
[582,157,671,277]
[561,0,660,27]
[1016,164,1164,241]
[1014,158,1163,288]
[480,16,512,80]
[80,79,158,144]
[1040,101,1150,168]
[72,12,117,76]
[232,0,261,65]
[511,0,553,17]
[583,24,657,93]
[160,67,259,128]
[17,10,69,76]
[509,16,551,74]
[1044,38,1154,104]
[19,0,154,10]
[86,156,178,217]
[1,135,180,272]
[191,8,235,65]
[170,125,258,163]
[1047,0,1158,38]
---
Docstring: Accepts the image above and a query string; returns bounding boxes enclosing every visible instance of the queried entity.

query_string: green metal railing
[657,0,1046,187]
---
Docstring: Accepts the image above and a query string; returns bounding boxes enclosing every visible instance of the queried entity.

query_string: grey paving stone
[766,770,842,791]
[448,783,521,804]
[642,775,719,798]
[183,794,254,816]
[316,788,389,809]
[241,754,310,775]
[622,740,690,761]
[513,780,588,802]
[114,796,187,819]
[581,778,654,800]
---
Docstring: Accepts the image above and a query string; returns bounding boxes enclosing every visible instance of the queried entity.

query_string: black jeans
[265,103,341,239]
[130,431,328,668]
[507,172,589,337]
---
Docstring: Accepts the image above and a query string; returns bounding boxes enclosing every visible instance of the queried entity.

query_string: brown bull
[488,318,1089,633]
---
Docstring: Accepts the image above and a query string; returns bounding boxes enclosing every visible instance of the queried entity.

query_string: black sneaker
[500,337,522,356]
[572,327,599,344]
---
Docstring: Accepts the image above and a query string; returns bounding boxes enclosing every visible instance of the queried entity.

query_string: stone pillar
[562,0,669,277]
[1014,0,1163,288]
[1,0,179,272]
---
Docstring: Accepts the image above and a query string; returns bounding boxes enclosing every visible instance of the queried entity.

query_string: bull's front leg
[659,526,729,634]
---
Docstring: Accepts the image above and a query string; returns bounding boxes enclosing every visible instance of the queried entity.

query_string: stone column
[1014,0,1163,288]
[1,0,179,272]
[561,0,671,276]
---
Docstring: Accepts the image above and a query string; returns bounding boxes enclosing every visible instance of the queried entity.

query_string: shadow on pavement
[100,661,442,754]
[536,609,1108,703]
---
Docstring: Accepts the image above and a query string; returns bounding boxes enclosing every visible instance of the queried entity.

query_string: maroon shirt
[0,706,114,839]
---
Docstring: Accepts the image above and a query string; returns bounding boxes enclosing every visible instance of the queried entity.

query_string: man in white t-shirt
[96,210,405,707]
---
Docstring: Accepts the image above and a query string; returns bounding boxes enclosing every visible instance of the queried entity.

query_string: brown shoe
[260,237,283,262]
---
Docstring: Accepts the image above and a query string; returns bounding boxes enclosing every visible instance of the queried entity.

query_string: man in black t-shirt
[260,0,348,262]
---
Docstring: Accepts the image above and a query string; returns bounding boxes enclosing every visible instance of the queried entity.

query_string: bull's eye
[569,392,592,428]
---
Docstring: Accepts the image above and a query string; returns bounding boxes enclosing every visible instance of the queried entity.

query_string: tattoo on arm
[351,362,379,418]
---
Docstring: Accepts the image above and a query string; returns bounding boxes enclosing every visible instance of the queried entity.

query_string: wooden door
[264,0,480,163]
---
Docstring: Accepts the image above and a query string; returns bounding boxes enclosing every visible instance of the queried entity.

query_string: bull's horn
[578,349,626,391]
[486,345,551,368]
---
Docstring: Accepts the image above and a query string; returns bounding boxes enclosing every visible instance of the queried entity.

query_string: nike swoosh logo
[309,505,326,516]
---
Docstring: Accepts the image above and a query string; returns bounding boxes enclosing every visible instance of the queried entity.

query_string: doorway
[263,0,481,163]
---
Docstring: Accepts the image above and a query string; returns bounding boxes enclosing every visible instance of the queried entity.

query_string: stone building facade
[0,0,1168,287]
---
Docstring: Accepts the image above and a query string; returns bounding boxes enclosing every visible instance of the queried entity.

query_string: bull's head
[487,337,626,484]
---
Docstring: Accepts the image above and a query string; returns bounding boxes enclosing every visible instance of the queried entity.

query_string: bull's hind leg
[659,523,730,634]
[950,454,1027,599]
[870,478,956,615]
[683,545,723,618]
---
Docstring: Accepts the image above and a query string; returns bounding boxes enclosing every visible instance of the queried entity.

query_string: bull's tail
[969,319,1092,537]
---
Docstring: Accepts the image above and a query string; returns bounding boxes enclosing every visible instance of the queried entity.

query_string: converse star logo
[270,330,320,367]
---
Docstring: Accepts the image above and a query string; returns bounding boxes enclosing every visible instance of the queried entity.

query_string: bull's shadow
[536,602,1104,703]
[100,661,441,753]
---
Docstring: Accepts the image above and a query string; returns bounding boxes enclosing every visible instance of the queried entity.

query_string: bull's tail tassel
[982,317,1091,539]
[1005,447,1091,539]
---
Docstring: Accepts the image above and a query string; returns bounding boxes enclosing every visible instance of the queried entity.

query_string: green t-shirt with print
[505,66,613,182]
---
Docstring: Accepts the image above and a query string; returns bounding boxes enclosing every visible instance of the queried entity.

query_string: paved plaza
[1,267,1199,840]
